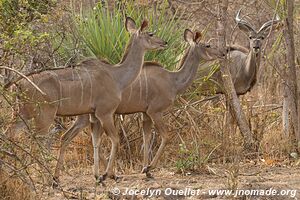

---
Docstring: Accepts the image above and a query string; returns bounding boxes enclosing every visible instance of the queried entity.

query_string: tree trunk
[217,0,255,151]
[282,82,289,136]
[283,0,299,145]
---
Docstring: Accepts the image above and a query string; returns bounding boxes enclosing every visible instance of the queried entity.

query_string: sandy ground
[41,163,300,200]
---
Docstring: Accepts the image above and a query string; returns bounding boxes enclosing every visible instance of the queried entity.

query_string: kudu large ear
[235,9,255,35]
[125,17,137,33]
[184,29,195,45]
[140,20,149,32]
[194,31,202,43]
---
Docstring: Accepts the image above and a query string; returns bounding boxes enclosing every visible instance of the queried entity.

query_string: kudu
[199,9,280,95]
[5,17,167,183]
[53,29,224,180]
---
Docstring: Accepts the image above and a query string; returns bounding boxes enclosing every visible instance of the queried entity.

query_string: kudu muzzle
[252,39,261,53]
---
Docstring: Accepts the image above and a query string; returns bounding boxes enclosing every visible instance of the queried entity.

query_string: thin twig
[0,66,46,95]
[3,66,70,89]
[175,0,205,6]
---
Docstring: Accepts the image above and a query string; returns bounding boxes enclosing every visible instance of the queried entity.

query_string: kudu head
[235,9,280,54]
[184,29,224,60]
[125,17,167,50]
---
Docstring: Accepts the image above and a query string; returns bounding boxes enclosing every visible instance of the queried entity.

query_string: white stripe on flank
[48,71,62,108]
[139,76,142,102]
[144,70,148,101]
[127,85,133,103]
[84,68,93,105]
[74,68,84,106]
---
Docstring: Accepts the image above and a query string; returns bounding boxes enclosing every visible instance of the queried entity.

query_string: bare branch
[0,66,46,95]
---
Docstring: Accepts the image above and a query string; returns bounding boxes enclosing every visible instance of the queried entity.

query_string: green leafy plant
[74,0,187,70]
[0,0,56,46]
[176,143,200,174]
[176,143,220,174]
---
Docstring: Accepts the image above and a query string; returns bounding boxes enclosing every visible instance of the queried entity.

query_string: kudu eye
[249,36,252,39]
[148,32,154,37]
[205,44,211,48]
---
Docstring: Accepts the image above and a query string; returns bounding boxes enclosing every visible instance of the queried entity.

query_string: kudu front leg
[142,113,170,177]
[97,113,120,183]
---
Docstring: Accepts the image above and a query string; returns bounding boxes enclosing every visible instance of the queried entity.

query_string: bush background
[0,0,299,199]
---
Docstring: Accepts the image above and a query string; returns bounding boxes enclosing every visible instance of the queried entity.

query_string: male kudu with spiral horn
[199,9,280,95]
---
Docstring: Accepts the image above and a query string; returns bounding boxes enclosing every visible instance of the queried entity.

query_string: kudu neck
[173,47,203,94]
[244,49,261,80]
[113,36,145,91]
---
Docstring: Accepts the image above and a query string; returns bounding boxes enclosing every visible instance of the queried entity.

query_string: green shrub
[176,143,220,174]
[176,143,200,173]
[74,0,187,70]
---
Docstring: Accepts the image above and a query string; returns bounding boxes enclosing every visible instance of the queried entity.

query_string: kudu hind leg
[141,114,153,174]
[5,106,33,139]
[33,105,57,149]
[53,115,90,185]
[144,113,170,175]
[4,120,28,139]
[91,120,105,180]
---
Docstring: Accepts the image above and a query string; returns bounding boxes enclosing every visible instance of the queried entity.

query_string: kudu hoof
[142,166,154,179]
[96,178,106,187]
[141,166,150,174]
[142,165,153,173]
[97,173,107,184]
[52,178,60,189]
[146,172,154,179]
[111,174,120,181]
[101,173,108,181]
[96,173,120,185]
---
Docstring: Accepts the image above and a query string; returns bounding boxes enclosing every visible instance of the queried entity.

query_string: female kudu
[53,29,224,180]
[5,17,167,185]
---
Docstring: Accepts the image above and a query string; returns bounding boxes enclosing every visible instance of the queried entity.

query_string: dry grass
[0,169,33,200]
